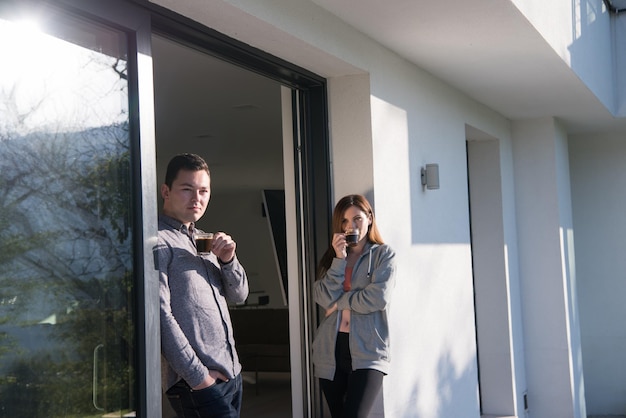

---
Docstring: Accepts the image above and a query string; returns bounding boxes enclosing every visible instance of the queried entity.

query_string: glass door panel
[0,11,135,418]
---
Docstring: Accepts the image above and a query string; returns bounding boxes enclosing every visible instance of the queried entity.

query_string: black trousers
[319,332,384,418]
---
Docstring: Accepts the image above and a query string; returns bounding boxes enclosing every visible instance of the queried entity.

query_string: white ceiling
[312,0,626,134]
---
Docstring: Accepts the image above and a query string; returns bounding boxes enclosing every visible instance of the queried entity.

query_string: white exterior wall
[511,0,617,115]
[366,68,511,417]
[512,119,585,418]
[570,134,626,416]
[327,74,375,202]
[151,0,590,417]
[499,130,529,418]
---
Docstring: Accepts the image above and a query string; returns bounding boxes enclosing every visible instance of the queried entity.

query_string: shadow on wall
[434,350,480,417]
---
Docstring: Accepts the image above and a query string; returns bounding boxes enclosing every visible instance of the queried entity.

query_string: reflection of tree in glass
[0,41,135,415]
[1,301,133,416]
[0,126,136,416]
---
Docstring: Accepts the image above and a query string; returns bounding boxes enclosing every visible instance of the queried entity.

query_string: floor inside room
[241,372,292,418]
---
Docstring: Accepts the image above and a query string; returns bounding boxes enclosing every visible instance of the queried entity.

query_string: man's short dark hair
[164,153,210,188]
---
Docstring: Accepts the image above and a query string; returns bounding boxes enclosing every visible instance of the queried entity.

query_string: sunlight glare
[1,16,128,135]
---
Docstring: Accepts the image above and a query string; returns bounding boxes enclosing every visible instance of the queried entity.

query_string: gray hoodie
[312,242,396,380]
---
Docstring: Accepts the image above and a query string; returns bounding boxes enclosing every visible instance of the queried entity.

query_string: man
[155,153,249,418]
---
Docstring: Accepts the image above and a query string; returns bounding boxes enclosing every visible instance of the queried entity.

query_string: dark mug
[345,228,359,247]
[195,232,214,254]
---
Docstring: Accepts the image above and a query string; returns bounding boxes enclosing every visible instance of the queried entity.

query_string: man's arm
[218,256,249,303]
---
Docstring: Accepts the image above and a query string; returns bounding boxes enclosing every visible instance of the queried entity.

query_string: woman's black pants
[319,332,384,418]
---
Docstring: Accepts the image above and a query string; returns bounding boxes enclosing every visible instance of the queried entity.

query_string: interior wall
[569,133,626,416]
[198,190,287,308]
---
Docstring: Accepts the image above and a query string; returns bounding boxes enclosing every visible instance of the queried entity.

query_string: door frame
[146,3,332,417]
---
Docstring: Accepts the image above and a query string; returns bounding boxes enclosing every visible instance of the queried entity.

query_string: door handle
[93,344,104,411]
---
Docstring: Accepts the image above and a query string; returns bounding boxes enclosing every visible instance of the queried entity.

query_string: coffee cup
[345,228,360,247]
[195,232,214,254]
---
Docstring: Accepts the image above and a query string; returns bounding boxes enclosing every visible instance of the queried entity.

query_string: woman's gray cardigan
[312,242,396,380]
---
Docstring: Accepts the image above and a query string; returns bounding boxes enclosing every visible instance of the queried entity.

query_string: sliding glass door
[0,1,157,416]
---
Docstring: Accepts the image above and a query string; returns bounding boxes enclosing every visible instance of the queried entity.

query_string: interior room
[152,33,292,418]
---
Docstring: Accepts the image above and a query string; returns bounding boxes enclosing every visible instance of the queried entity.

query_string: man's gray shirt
[156,214,249,391]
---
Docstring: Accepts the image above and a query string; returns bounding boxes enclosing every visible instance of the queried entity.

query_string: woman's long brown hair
[316,194,384,280]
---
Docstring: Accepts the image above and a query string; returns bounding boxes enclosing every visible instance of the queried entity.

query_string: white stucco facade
[147,1,626,417]
[6,0,626,416]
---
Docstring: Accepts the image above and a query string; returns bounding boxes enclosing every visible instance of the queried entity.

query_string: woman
[312,194,396,418]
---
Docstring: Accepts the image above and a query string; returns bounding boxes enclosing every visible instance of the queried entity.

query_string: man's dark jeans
[166,374,243,418]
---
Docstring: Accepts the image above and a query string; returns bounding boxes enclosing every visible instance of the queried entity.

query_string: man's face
[161,169,211,226]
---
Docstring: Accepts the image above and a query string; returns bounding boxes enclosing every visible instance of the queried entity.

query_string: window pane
[0,14,135,417]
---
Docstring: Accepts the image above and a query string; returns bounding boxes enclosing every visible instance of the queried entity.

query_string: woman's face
[341,205,372,241]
